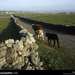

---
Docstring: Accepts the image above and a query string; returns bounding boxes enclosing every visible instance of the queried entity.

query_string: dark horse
[46,32,59,48]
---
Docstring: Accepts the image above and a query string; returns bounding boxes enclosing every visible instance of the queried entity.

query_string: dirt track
[15,17,75,50]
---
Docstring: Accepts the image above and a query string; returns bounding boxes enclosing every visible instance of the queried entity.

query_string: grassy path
[14,17,75,70]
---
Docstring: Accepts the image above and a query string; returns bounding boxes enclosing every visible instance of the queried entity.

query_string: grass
[35,39,75,70]
[15,13,75,26]
[15,14,75,70]
[1,14,75,70]
[0,14,10,17]
[28,14,75,26]
[0,17,19,42]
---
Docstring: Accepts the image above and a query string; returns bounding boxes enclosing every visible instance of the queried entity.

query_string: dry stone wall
[16,16,75,35]
[0,15,44,70]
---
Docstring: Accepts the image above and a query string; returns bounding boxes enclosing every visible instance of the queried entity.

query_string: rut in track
[15,17,75,50]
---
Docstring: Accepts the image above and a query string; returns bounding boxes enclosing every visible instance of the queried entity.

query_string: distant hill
[0,10,75,14]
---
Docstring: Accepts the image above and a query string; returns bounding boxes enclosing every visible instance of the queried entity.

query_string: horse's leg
[57,39,59,48]
[37,35,39,39]
[42,35,44,40]
[48,38,50,44]
[53,39,55,46]
[50,39,52,44]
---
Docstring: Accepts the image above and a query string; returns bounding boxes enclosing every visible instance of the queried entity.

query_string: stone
[30,52,41,66]
[13,56,25,67]
[18,51,22,56]
[20,32,28,37]
[6,43,13,47]
[13,40,24,51]
[12,57,22,66]
[19,28,27,33]
[20,26,23,29]
[0,42,5,47]
[29,37,36,43]
[21,37,31,45]
[40,62,43,66]
[13,64,21,70]
[21,63,32,70]
[39,67,44,70]
[21,37,26,43]
[18,61,25,67]
[5,39,14,47]
[22,49,30,57]
[12,60,19,66]
[23,38,32,48]
[2,63,9,69]
[5,39,14,44]
[5,47,18,64]
[15,40,19,44]
[0,50,6,58]
[27,32,33,37]
[0,57,6,68]
[30,43,38,51]
[0,46,7,52]
[24,56,29,65]
[22,47,28,51]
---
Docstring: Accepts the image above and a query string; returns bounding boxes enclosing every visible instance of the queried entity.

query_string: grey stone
[5,39,14,47]
[30,43,38,51]
[29,37,36,43]
[12,56,23,66]
[12,59,19,66]
[13,56,25,67]
[0,42,5,47]
[30,52,41,66]
[21,37,26,43]
[2,63,9,69]
[0,46,7,52]
[36,66,44,70]
[20,32,28,37]
[40,62,43,66]
[0,50,6,58]
[6,43,13,47]
[19,28,27,33]
[27,32,33,37]
[20,26,23,29]
[18,51,22,56]
[23,38,32,48]
[5,39,14,44]
[39,67,44,70]
[13,64,21,70]
[15,40,19,44]
[22,49,30,57]
[24,56,29,65]
[22,47,28,52]
[21,64,32,70]
[13,40,24,51]
[0,57,6,68]
[5,47,18,64]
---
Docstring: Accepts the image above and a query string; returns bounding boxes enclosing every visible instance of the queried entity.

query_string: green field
[29,14,75,26]
[36,39,75,70]
[0,17,19,42]
[15,13,75,70]
[0,14,75,70]
[16,13,75,26]
[0,14,10,17]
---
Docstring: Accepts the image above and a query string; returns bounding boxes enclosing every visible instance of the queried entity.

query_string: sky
[0,0,75,11]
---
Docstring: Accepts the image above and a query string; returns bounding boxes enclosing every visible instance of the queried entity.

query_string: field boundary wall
[15,15,75,35]
[0,15,44,70]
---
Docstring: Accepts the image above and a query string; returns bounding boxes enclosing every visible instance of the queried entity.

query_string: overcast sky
[0,0,75,11]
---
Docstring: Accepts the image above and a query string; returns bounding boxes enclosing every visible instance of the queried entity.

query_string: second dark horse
[46,32,59,48]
